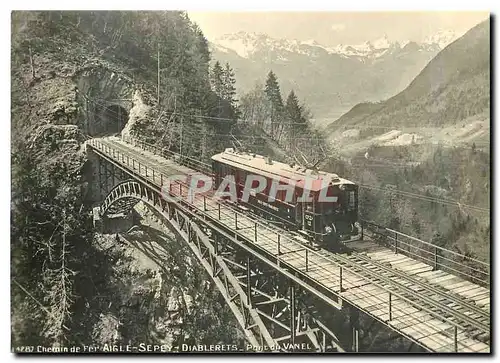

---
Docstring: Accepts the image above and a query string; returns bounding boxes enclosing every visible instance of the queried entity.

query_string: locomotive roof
[211,148,355,192]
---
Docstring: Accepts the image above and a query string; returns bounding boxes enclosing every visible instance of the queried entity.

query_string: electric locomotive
[211,148,360,248]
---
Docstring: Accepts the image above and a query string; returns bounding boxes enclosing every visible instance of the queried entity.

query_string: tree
[210,61,224,98]
[264,70,283,109]
[209,61,240,119]
[264,71,284,139]
[11,135,87,347]
[239,82,271,129]
[222,62,238,115]
[190,21,210,65]
[285,90,301,120]
[285,90,307,151]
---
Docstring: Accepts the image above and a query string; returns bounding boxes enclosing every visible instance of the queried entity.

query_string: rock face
[121,90,154,140]
[75,65,136,136]
[16,53,138,139]
[87,202,245,350]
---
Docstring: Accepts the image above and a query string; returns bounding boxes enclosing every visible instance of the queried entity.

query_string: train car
[211,148,360,248]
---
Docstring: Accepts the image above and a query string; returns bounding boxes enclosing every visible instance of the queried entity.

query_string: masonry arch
[99,104,129,135]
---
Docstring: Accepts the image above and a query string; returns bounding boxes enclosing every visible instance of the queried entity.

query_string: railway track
[95,137,490,342]
[316,248,489,338]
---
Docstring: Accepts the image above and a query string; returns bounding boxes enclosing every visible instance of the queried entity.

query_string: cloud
[331,23,346,32]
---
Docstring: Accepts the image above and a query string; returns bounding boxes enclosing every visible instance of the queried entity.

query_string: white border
[2,2,497,363]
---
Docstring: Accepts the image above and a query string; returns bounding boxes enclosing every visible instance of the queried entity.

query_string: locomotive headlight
[325,225,333,234]
[354,221,361,230]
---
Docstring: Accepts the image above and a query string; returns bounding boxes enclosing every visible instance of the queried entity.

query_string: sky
[188,11,490,46]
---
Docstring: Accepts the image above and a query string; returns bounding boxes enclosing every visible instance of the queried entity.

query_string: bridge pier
[86,145,128,205]
[92,206,103,233]
[349,307,360,352]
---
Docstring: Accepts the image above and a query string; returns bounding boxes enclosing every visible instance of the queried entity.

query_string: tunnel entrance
[97,104,129,136]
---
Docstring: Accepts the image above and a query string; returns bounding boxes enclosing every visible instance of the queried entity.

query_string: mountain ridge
[211,30,460,61]
[209,29,465,119]
[327,19,490,131]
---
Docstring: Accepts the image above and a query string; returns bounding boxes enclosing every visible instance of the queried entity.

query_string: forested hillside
[11,11,243,348]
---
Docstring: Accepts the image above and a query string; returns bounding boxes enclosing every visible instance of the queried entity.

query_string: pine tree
[191,22,210,64]
[222,62,238,108]
[210,61,224,98]
[264,70,284,139]
[285,90,306,151]
[285,90,307,127]
[264,70,284,111]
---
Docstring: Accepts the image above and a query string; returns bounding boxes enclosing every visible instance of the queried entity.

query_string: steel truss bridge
[86,137,490,353]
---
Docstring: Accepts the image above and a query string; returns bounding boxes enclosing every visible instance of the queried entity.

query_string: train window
[239,170,246,185]
[264,177,272,195]
[276,189,285,202]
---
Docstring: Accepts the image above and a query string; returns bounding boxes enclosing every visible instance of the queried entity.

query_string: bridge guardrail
[122,136,213,176]
[362,220,490,287]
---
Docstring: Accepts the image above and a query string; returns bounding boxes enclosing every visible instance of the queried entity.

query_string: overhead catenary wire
[355,183,489,213]
[83,96,490,146]
[165,127,490,148]
[82,79,490,214]
[129,136,489,215]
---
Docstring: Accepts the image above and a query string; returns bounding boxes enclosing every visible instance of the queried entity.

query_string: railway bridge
[85,136,490,353]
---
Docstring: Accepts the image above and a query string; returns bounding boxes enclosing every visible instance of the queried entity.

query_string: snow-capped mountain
[212,31,459,61]
[423,29,463,49]
[213,31,326,59]
[331,35,401,59]
[329,31,461,59]
[209,30,464,118]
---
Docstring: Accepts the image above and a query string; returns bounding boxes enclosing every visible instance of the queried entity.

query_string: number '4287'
[14,346,35,353]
